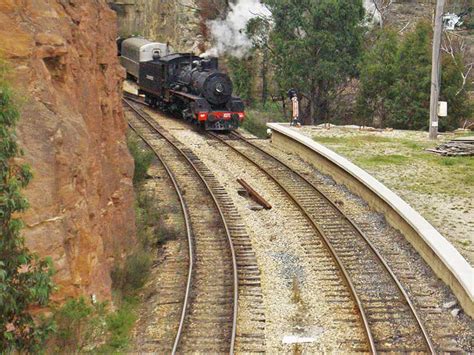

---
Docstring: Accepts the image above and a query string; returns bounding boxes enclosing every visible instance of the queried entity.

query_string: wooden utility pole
[429,0,445,140]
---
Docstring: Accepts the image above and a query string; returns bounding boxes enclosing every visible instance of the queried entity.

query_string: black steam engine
[121,40,245,130]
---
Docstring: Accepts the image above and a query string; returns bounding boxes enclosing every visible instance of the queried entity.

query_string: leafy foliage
[357,22,473,131]
[50,296,137,352]
[111,250,151,294]
[228,56,253,104]
[356,29,399,127]
[0,64,55,352]
[388,21,432,130]
[51,297,100,351]
[127,133,154,185]
[261,0,366,124]
[439,54,473,131]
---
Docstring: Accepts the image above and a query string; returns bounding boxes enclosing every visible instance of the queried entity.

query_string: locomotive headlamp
[215,83,224,93]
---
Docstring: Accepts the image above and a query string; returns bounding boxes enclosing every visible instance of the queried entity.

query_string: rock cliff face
[107,0,203,51]
[0,0,136,302]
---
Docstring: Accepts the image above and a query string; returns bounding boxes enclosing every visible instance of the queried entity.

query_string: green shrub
[241,111,268,138]
[111,250,151,295]
[53,297,92,349]
[127,133,154,185]
[0,61,55,352]
[102,300,137,350]
[51,296,138,353]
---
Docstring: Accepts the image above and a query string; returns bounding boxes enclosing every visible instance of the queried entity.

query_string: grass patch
[314,134,397,146]
[241,101,288,138]
[313,136,347,144]
[312,128,474,198]
[97,297,138,352]
[439,157,458,166]
[127,132,154,185]
[357,154,410,166]
[356,135,395,143]
[242,111,269,138]
[400,139,428,150]
[49,296,139,353]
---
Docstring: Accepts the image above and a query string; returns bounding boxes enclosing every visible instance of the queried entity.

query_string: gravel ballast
[142,111,473,352]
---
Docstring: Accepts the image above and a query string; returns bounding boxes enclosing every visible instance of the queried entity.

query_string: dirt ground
[292,125,473,266]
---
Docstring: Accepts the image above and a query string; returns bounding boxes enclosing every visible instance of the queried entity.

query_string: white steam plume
[204,0,271,58]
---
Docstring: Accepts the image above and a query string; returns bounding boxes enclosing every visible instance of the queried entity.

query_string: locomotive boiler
[119,38,245,131]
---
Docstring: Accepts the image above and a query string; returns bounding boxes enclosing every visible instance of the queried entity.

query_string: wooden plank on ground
[237,178,272,210]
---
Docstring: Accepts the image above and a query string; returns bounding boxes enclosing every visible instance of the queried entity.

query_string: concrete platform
[267,123,474,318]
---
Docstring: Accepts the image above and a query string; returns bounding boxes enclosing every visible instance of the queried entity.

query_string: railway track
[130,162,189,352]
[124,98,266,353]
[209,131,436,353]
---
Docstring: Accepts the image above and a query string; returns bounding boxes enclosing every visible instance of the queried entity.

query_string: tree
[356,28,399,127]
[388,21,432,130]
[0,63,55,352]
[227,56,253,104]
[262,0,366,124]
[357,21,472,131]
[439,53,473,131]
[247,16,272,105]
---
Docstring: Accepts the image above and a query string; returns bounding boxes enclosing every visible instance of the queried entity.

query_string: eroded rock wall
[0,0,136,303]
[108,0,202,51]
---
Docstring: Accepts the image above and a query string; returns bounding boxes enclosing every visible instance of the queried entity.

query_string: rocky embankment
[107,0,203,51]
[0,1,135,303]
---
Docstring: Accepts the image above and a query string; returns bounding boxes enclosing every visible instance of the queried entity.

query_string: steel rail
[127,119,194,354]
[124,98,239,354]
[124,92,433,352]
[218,131,435,354]
[208,131,377,354]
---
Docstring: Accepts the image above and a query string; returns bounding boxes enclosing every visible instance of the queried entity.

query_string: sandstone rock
[107,0,201,52]
[35,32,66,46]
[0,1,136,304]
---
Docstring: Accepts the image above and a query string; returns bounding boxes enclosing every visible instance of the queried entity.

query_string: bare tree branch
[441,31,472,96]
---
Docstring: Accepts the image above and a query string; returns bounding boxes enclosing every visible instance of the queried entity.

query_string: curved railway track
[125,98,239,353]
[209,131,436,353]
[123,92,437,352]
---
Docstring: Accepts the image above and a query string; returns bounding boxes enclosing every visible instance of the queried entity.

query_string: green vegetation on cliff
[0,62,55,352]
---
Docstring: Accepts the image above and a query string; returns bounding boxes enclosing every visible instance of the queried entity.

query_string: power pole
[429,0,445,140]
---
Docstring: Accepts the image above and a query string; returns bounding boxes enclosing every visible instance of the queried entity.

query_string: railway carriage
[119,37,173,82]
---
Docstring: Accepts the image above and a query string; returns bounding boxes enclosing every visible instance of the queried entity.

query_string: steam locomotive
[119,37,245,131]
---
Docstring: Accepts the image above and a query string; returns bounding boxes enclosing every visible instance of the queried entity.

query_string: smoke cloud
[204,0,271,58]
